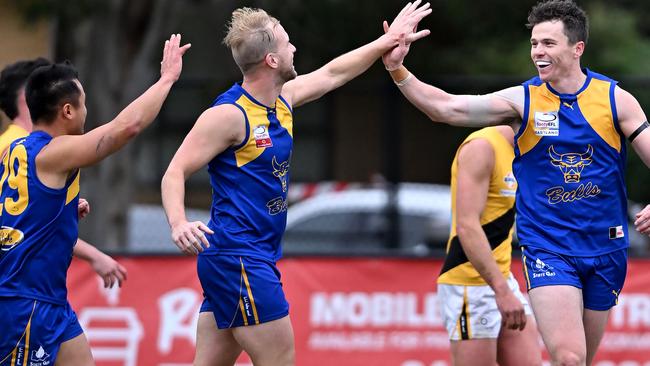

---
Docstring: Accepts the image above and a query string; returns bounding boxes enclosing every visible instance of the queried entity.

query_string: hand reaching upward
[382,1,431,71]
[160,34,192,83]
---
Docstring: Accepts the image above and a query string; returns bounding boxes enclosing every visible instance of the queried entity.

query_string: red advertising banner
[67,257,650,366]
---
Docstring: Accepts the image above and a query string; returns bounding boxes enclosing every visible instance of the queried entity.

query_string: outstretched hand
[160,34,192,83]
[385,1,432,44]
[382,1,432,71]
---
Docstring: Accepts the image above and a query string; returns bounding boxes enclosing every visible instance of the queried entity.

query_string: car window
[283,211,449,255]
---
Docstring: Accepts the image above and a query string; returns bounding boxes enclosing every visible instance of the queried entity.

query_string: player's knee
[552,349,585,366]
[273,339,295,366]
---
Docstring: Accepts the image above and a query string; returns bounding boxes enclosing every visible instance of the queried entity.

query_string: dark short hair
[527,0,589,45]
[25,61,81,125]
[0,58,51,120]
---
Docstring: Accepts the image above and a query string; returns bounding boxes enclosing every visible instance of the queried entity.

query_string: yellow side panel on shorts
[239,299,249,326]
[518,84,560,155]
[241,261,260,325]
[578,78,620,152]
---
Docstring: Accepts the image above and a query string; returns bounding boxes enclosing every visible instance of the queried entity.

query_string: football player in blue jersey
[0,34,189,365]
[382,0,650,365]
[0,58,127,289]
[161,3,431,365]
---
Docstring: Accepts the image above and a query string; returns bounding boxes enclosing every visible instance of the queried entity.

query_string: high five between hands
[383,1,431,71]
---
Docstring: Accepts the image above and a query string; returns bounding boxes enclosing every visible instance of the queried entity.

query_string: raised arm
[455,138,526,331]
[161,104,244,254]
[283,1,431,107]
[381,32,521,126]
[37,34,191,175]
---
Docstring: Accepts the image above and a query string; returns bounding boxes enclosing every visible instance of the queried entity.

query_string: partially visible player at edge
[437,125,541,366]
[0,34,189,365]
[382,0,650,365]
[0,58,126,289]
[161,2,431,365]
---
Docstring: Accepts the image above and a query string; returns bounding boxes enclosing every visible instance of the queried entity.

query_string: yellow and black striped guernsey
[438,127,516,286]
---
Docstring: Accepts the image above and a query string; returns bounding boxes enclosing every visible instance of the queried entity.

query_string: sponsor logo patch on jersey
[0,226,25,251]
[253,125,273,148]
[500,172,517,196]
[534,111,559,136]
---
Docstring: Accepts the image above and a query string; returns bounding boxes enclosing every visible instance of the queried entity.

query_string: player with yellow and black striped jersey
[437,126,541,366]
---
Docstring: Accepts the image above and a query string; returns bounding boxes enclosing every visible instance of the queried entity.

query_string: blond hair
[223,8,280,74]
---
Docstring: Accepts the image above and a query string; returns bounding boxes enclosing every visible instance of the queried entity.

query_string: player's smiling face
[530,20,583,83]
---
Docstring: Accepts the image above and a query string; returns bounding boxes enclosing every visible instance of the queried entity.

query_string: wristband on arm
[388,65,412,87]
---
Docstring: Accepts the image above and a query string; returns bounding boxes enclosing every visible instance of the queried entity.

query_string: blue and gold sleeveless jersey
[203,83,293,262]
[514,69,628,256]
[438,127,517,285]
[0,131,80,305]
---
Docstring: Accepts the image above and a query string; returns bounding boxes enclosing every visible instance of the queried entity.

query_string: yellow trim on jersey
[234,95,293,168]
[0,124,28,154]
[234,95,269,167]
[518,83,560,155]
[276,100,293,137]
[240,261,260,325]
[578,78,620,152]
[65,172,80,205]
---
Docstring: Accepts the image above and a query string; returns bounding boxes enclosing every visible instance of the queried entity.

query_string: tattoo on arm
[95,135,114,156]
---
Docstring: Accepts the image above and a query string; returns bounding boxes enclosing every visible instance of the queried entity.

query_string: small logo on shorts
[242,296,253,317]
[30,345,50,365]
[609,225,624,239]
[612,289,621,305]
[532,258,556,278]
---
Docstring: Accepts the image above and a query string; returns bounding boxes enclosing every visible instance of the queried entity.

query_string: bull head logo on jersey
[549,144,593,183]
[272,156,290,192]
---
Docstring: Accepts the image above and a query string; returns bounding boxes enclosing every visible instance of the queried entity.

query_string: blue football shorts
[0,298,83,365]
[521,246,627,310]
[197,254,290,329]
